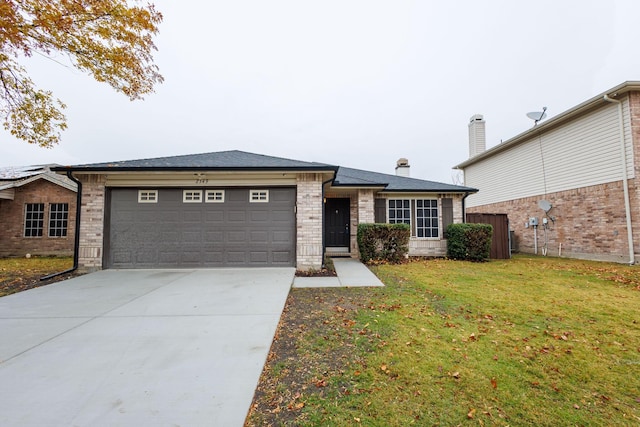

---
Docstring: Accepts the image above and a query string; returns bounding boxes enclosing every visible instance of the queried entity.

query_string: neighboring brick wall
[0,180,76,257]
[296,173,323,270]
[76,174,106,271]
[467,180,638,263]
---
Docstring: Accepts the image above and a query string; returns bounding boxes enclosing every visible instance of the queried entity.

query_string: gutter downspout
[461,192,471,223]
[603,94,636,265]
[320,175,335,268]
[41,171,81,280]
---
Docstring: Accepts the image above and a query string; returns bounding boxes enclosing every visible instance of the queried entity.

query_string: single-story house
[52,151,477,271]
[0,165,77,257]
[454,81,640,264]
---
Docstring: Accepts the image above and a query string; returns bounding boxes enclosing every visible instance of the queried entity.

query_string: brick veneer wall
[467,180,638,263]
[0,180,76,257]
[296,173,324,270]
[76,174,106,271]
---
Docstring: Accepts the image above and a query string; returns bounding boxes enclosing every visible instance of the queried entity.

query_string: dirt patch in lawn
[245,287,371,426]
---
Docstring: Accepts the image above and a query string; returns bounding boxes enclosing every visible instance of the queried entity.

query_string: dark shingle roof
[334,167,477,193]
[52,150,476,193]
[53,150,338,172]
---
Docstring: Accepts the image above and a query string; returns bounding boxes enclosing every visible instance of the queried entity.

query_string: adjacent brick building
[0,166,77,257]
[455,81,640,264]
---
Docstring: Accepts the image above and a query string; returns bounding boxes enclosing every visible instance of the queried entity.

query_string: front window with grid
[24,203,44,237]
[49,203,69,237]
[416,199,439,238]
[250,190,269,203]
[388,199,410,224]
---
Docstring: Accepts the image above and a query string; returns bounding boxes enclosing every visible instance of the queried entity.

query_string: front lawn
[0,256,74,297]
[247,255,640,426]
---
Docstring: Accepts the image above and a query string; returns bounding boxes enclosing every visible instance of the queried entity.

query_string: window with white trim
[416,199,439,238]
[183,190,203,203]
[250,189,269,203]
[24,203,44,237]
[388,199,410,225]
[205,190,225,203]
[138,190,158,203]
[49,203,69,237]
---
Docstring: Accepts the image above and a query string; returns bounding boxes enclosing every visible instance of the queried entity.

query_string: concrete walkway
[0,268,294,427]
[293,257,385,288]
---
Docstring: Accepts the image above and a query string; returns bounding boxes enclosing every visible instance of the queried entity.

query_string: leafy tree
[0,0,163,147]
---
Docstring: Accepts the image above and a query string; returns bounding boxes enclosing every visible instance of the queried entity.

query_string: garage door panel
[272,251,292,264]
[250,230,268,243]
[107,187,295,268]
[205,211,224,223]
[250,251,268,263]
[227,211,246,222]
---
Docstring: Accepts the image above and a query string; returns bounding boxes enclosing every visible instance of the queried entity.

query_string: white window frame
[250,189,269,203]
[415,199,439,238]
[183,190,203,203]
[138,190,158,203]
[387,199,411,225]
[387,198,440,239]
[48,203,69,238]
[205,190,225,203]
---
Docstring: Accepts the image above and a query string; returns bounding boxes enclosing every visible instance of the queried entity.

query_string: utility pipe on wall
[603,94,635,265]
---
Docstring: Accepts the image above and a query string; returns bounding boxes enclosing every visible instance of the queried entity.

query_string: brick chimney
[395,158,410,177]
[468,114,486,158]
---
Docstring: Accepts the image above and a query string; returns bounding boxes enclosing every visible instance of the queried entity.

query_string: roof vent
[395,158,410,177]
[468,114,486,158]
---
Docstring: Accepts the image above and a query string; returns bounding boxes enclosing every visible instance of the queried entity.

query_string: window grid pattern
[205,190,225,203]
[183,190,203,203]
[24,203,44,237]
[250,190,269,203]
[388,199,410,225]
[49,203,69,237]
[416,199,439,238]
[138,190,158,203]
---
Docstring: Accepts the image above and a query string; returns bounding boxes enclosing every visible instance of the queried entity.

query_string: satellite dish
[526,107,548,125]
[538,199,552,212]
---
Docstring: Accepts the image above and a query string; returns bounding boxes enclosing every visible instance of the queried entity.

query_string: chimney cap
[396,158,410,167]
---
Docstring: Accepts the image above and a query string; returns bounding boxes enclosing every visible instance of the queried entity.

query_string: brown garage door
[105,187,296,268]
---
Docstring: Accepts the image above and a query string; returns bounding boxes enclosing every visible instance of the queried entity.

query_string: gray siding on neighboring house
[465,98,634,208]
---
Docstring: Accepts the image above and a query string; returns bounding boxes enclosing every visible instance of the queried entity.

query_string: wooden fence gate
[466,213,511,259]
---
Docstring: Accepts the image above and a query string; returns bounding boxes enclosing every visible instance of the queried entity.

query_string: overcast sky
[1,0,639,183]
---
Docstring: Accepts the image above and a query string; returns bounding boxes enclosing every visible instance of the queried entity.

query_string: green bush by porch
[357,223,410,263]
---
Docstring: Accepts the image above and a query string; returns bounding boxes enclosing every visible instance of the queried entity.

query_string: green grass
[295,255,640,426]
[0,256,73,296]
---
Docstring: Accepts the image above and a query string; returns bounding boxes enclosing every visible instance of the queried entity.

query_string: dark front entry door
[325,198,350,247]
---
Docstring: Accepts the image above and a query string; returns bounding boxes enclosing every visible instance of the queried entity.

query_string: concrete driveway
[0,268,294,426]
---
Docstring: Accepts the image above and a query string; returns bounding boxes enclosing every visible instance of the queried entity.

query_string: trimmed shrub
[357,223,410,264]
[446,223,493,262]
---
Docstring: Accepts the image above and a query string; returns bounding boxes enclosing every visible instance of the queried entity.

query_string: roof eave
[454,80,640,169]
[52,165,339,174]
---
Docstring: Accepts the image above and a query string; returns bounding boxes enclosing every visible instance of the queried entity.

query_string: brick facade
[468,180,638,262]
[296,173,324,270]
[0,179,76,257]
[325,191,467,258]
[76,174,106,271]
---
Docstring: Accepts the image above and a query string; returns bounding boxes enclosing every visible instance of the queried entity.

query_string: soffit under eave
[91,170,334,187]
